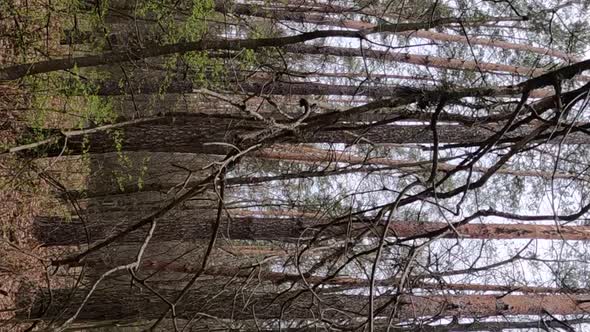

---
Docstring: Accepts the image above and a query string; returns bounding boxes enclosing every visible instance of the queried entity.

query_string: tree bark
[259,318,590,332]
[402,30,580,62]
[253,146,586,181]
[35,214,590,246]
[18,286,590,322]
[63,162,389,199]
[0,10,475,81]
[138,260,590,294]
[22,112,590,158]
[213,1,576,61]
[92,78,550,99]
[282,44,590,80]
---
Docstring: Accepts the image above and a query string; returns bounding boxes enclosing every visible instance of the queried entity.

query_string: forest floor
[0,165,52,331]
[0,3,67,330]
[0,88,54,330]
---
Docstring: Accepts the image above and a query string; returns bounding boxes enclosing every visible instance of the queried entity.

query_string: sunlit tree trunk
[283,44,552,78]
[253,146,585,181]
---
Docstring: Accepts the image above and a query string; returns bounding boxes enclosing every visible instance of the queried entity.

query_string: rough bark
[260,318,590,332]
[92,78,551,99]
[138,260,590,294]
[18,286,590,322]
[35,214,590,246]
[78,151,222,202]
[34,214,317,245]
[32,113,590,157]
[67,164,394,199]
[15,69,590,157]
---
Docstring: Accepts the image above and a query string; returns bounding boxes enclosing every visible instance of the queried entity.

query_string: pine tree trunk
[33,113,590,157]
[283,44,550,78]
[215,1,576,62]
[253,146,585,181]
[35,214,590,246]
[18,286,590,322]
[92,79,550,98]
[136,260,590,294]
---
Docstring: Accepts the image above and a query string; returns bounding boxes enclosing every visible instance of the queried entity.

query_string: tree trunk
[61,144,587,199]
[92,78,550,99]
[34,214,315,245]
[35,214,590,246]
[18,286,590,322]
[137,260,590,294]
[402,30,580,62]
[253,146,586,181]
[1,11,476,81]
[255,318,590,332]
[0,30,368,80]
[284,44,552,78]
[30,113,590,157]
[212,1,576,61]
[64,162,387,199]
[77,151,222,201]
[94,79,421,97]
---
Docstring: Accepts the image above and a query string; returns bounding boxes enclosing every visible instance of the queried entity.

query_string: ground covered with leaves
[0,2,72,329]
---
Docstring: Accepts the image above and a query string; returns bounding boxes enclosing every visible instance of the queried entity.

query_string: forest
[2,0,590,331]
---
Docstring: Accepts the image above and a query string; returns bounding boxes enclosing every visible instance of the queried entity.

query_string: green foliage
[80,95,115,127]
[182,51,226,86]
[130,0,224,89]
[182,0,215,41]
[238,49,259,70]
[24,67,116,129]
[110,130,150,193]
[135,0,214,43]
